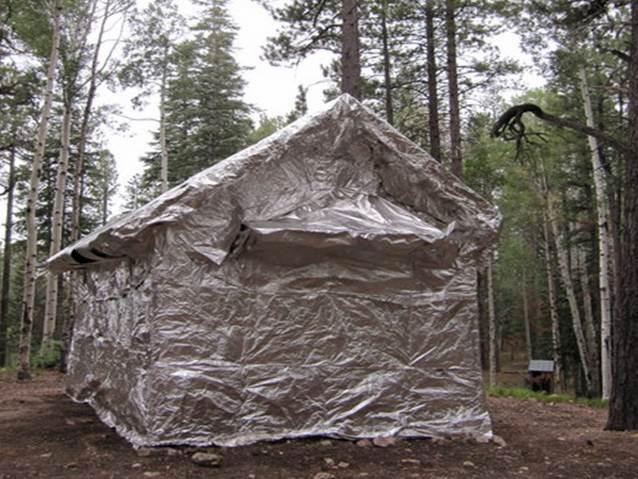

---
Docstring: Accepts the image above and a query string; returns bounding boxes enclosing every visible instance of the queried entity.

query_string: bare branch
[492,103,630,155]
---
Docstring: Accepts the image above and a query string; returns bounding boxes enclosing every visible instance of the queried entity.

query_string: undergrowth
[487,384,608,409]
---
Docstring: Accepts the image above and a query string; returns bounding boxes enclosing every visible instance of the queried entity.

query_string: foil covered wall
[55,95,500,447]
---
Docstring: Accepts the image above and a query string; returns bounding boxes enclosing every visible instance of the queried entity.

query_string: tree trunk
[548,195,594,396]
[445,0,462,178]
[607,0,638,431]
[542,210,563,392]
[380,0,393,125]
[488,251,497,386]
[0,135,16,367]
[522,269,533,362]
[571,222,600,396]
[578,66,613,400]
[42,102,72,347]
[17,1,62,380]
[72,0,110,244]
[159,43,169,193]
[340,0,361,99]
[425,2,441,162]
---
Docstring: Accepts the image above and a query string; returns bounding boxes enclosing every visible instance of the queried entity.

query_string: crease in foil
[56,94,500,447]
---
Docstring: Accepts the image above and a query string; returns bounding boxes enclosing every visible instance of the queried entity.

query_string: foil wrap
[50,94,500,447]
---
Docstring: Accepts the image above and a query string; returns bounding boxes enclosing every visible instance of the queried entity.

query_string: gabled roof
[48,94,500,272]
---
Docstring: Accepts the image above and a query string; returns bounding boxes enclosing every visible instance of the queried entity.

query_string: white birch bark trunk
[487,252,497,386]
[578,66,614,400]
[42,103,72,347]
[542,210,563,392]
[548,195,594,395]
[17,2,62,380]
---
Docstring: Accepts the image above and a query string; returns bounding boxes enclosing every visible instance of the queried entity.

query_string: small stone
[463,461,476,468]
[191,452,223,468]
[519,466,529,472]
[166,448,181,457]
[131,463,142,469]
[338,461,350,469]
[373,436,398,448]
[401,458,421,465]
[319,439,333,447]
[39,453,52,459]
[136,448,154,457]
[557,437,566,441]
[323,458,336,468]
[356,439,373,447]
[475,434,491,444]
[143,473,161,478]
[492,435,507,448]
[313,473,336,479]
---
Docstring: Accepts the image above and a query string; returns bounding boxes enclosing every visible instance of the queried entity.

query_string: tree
[119,0,184,194]
[425,1,441,161]
[445,0,462,178]
[340,0,361,98]
[137,0,252,189]
[16,0,62,380]
[578,66,614,399]
[0,127,17,366]
[493,1,638,430]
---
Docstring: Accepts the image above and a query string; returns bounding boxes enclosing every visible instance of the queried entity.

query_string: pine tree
[119,0,184,193]
[139,0,252,189]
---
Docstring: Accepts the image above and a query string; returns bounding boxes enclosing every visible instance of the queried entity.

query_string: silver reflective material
[50,95,501,447]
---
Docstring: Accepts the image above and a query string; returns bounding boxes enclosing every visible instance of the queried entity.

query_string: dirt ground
[1,371,637,479]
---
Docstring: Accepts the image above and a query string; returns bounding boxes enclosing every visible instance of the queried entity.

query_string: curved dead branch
[492,103,629,155]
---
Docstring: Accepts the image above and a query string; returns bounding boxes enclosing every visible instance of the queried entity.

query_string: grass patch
[487,384,608,409]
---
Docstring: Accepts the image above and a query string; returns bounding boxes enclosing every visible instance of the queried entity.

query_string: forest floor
[1,370,637,479]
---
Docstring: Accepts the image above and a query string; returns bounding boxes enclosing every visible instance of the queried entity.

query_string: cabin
[527,360,555,393]
[49,95,501,447]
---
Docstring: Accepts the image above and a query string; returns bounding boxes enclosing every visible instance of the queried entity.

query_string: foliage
[31,339,62,369]
[487,384,608,409]
[136,0,252,191]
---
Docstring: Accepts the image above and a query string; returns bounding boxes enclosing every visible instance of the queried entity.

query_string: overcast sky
[103,0,333,212]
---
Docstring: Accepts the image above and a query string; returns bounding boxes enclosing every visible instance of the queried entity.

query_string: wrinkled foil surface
[50,95,501,447]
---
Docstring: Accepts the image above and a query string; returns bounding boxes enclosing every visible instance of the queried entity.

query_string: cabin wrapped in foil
[48,95,500,447]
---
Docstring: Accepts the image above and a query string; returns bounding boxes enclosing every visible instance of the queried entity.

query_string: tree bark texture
[542,210,563,392]
[522,269,533,362]
[548,195,594,396]
[425,3,441,162]
[380,0,393,125]
[578,66,613,400]
[607,0,638,430]
[42,103,72,347]
[17,2,62,380]
[160,43,169,193]
[0,137,16,366]
[488,251,497,386]
[340,0,361,99]
[571,223,600,396]
[445,0,462,178]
